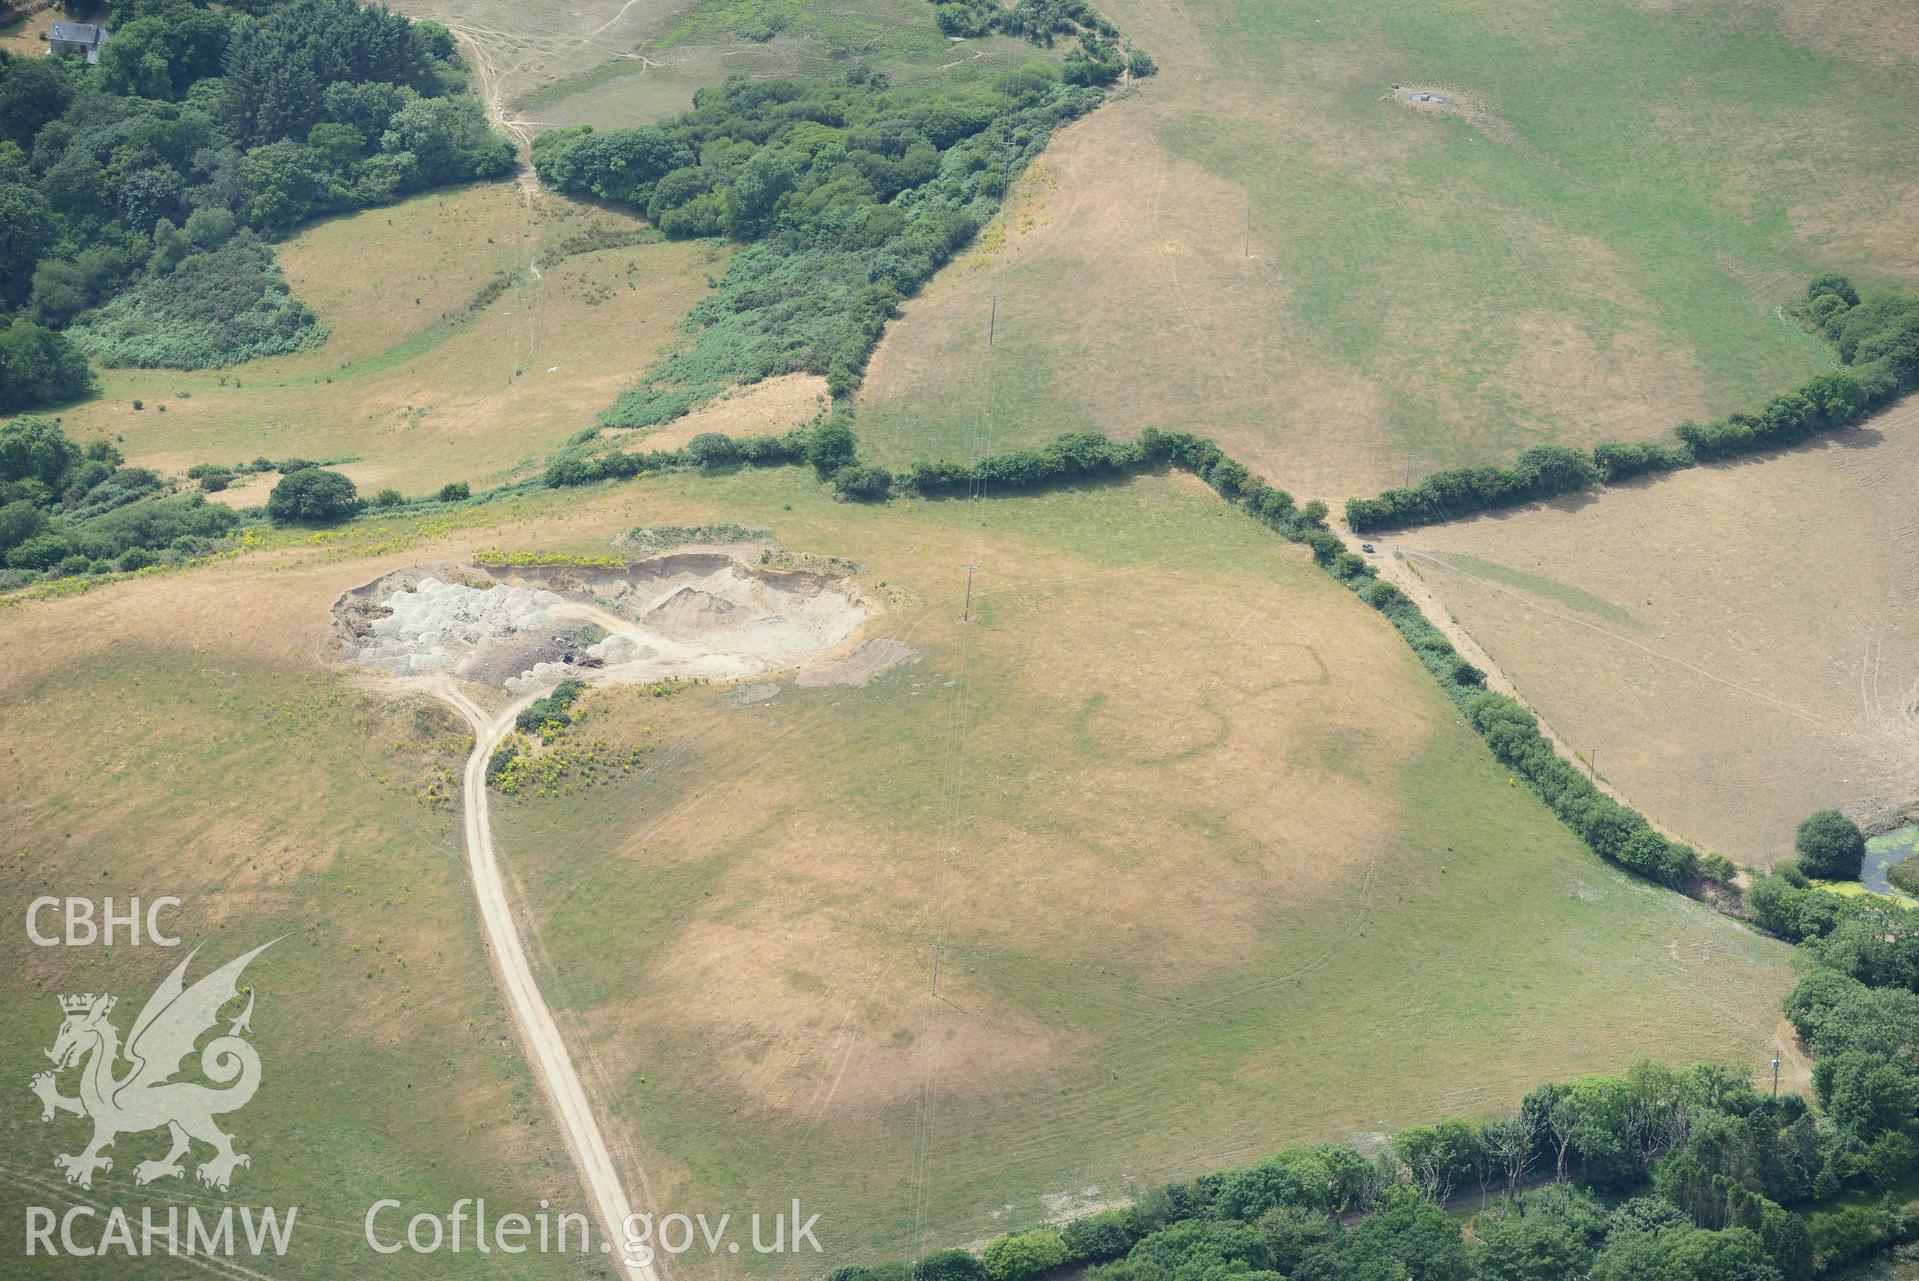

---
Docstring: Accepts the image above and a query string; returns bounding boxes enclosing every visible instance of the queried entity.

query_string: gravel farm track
[439,675,656,1281]
[339,558,877,1278]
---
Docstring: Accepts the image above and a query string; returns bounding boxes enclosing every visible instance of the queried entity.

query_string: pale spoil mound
[351,577,569,677]
[336,554,877,693]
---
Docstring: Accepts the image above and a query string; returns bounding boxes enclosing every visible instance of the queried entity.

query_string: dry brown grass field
[0,515,639,1278]
[1392,394,1919,864]
[54,183,728,497]
[0,7,59,59]
[0,467,1798,1273]
[858,0,1919,502]
[466,467,1793,1271]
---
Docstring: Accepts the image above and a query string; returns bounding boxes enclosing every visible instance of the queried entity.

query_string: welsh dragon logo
[30,941,277,1192]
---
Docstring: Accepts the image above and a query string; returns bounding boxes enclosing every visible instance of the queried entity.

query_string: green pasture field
[400,0,1043,131]
[858,0,1919,501]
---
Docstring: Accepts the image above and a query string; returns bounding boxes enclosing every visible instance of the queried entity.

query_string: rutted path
[436,675,655,1281]
[335,556,883,1280]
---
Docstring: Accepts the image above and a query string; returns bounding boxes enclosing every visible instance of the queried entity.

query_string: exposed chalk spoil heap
[356,578,564,676]
[337,554,896,693]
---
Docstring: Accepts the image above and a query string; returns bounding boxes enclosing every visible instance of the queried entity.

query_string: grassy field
[0,454,1802,1273]
[8,0,1900,1272]
[465,466,1798,1273]
[1394,393,1919,864]
[858,0,1919,502]
[0,7,59,60]
[52,182,727,498]
[395,0,1041,133]
[0,560,608,1276]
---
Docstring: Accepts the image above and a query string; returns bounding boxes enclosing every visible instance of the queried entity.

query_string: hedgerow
[542,423,813,487]
[1345,277,1919,533]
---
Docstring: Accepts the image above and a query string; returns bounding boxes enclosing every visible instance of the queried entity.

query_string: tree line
[831,1040,1919,1281]
[1344,275,1919,533]
[928,0,1156,86]
[0,0,512,402]
[0,412,235,579]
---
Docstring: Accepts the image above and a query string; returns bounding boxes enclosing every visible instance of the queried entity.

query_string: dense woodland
[532,43,1142,427]
[0,0,510,392]
[0,411,235,576]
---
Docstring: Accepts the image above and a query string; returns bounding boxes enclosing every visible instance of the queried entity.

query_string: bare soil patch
[795,637,921,687]
[1389,84,1538,159]
[335,553,877,691]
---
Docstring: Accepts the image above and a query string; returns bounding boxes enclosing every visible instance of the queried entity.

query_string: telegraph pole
[1772,1051,1781,1099]
[931,943,946,995]
[988,294,1000,349]
[962,564,976,622]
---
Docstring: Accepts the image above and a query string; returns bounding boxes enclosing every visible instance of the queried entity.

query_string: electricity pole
[962,564,976,622]
[931,943,946,995]
[1772,1051,1781,1099]
[988,294,999,349]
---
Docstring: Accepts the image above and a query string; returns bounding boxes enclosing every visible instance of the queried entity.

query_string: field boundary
[1337,537,1689,844]
[541,420,1746,893]
[1345,280,1916,535]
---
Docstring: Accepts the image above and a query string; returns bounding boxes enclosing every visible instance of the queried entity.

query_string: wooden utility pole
[988,295,1000,349]
[962,564,977,622]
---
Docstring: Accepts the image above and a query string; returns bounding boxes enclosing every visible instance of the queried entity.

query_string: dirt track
[344,558,879,1279]
[438,677,655,1281]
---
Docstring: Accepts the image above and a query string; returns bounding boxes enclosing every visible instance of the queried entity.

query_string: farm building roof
[49,22,106,44]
